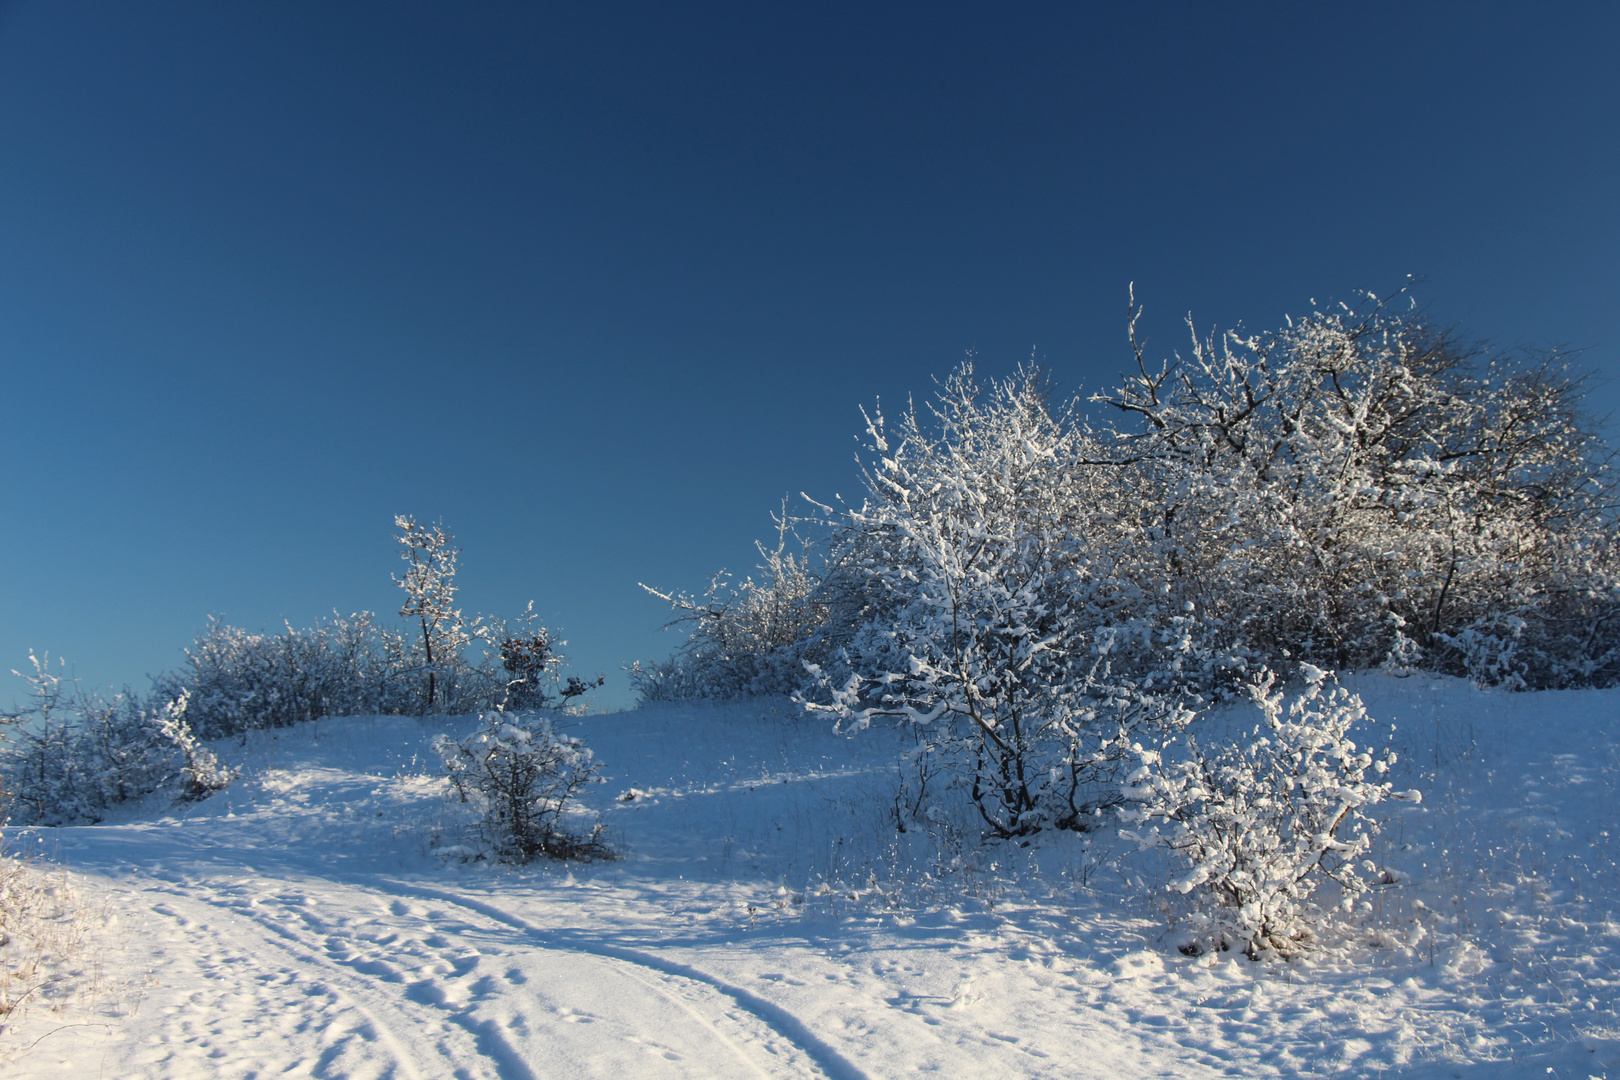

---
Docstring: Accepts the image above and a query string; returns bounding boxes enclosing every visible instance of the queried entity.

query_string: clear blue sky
[3,1,1617,710]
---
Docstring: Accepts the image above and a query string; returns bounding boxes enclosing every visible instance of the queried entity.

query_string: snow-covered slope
[2,677,1616,1078]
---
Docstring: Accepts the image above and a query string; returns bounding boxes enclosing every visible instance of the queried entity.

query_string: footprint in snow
[1111,951,1165,979]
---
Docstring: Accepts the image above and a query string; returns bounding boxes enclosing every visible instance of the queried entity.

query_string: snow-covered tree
[658,286,1615,856]
[491,607,557,711]
[395,516,471,711]
[1,653,82,824]
[148,691,237,801]
[477,602,604,712]
[799,364,1196,835]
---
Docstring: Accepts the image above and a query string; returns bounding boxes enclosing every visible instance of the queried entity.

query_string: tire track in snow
[209,890,543,1080]
[552,953,779,1080]
[370,878,872,1080]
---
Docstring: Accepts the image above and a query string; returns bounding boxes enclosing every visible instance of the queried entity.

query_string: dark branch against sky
[2,1,1616,706]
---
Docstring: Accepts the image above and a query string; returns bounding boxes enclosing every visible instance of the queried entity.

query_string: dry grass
[0,835,102,1042]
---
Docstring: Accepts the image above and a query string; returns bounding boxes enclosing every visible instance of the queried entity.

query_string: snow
[3,676,1618,1077]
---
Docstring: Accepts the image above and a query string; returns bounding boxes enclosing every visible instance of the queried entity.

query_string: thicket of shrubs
[0,654,237,826]
[1,516,602,831]
[642,290,1618,954]
[648,294,1617,705]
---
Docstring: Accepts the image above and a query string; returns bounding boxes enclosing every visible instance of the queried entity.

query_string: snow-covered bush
[1,654,237,826]
[649,287,1613,854]
[639,508,830,701]
[148,691,237,802]
[433,712,611,863]
[802,290,1616,703]
[155,520,595,733]
[1119,667,1419,958]
[623,657,702,704]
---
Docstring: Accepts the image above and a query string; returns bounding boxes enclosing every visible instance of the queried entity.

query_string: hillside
[2,676,1616,1078]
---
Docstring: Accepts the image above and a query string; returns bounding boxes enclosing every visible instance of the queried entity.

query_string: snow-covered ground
[2,676,1617,1078]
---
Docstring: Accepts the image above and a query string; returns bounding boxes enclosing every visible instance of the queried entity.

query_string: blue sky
[2,1,1617,709]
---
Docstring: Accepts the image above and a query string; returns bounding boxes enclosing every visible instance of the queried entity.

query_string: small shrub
[498,629,556,710]
[433,712,612,863]
[149,691,237,802]
[1118,667,1419,958]
[624,656,707,704]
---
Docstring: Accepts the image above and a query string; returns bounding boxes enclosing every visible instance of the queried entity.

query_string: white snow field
[3,675,1618,1078]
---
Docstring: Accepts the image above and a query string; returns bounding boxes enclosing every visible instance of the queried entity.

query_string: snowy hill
[2,676,1617,1078]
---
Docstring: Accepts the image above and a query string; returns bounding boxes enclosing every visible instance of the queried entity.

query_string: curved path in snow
[124,867,862,1080]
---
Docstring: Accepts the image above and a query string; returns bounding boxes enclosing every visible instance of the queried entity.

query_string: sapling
[396,515,470,712]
